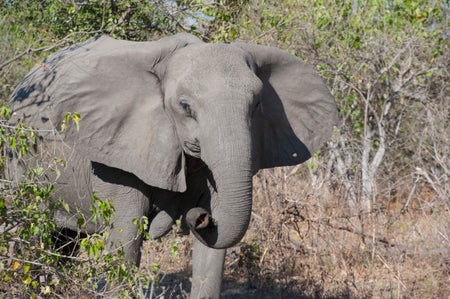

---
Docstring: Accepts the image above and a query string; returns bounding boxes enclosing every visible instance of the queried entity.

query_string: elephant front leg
[191,238,226,299]
[91,163,150,266]
[107,202,145,266]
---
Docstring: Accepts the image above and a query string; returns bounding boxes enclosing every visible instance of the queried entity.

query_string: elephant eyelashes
[179,99,195,119]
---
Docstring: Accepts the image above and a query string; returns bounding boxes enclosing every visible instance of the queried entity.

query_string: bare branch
[0,32,100,71]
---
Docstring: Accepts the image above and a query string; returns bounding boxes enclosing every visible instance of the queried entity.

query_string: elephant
[7,33,338,298]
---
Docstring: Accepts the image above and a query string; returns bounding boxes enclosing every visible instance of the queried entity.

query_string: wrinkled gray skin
[8,34,337,298]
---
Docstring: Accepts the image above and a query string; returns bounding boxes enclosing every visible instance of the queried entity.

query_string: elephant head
[10,34,337,249]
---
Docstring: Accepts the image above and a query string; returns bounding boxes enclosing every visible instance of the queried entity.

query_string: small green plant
[0,106,153,297]
[89,192,115,227]
[0,176,62,297]
[60,112,81,132]
[239,237,262,286]
[133,215,150,239]
[170,239,181,258]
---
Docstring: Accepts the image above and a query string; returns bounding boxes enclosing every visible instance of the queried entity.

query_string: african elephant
[8,33,338,298]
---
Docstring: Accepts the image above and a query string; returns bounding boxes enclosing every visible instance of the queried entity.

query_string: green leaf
[22,273,32,285]
[72,112,81,131]
[31,225,39,236]
[23,263,31,274]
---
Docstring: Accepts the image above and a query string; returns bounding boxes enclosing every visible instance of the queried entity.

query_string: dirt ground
[136,169,450,299]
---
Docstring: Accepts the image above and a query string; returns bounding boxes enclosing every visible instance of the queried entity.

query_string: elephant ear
[9,34,202,192]
[233,43,338,169]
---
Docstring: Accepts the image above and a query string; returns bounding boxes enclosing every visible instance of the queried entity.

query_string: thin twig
[0,31,100,71]
[376,254,407,289]
[299,216,397,247]
[0,122,57,133]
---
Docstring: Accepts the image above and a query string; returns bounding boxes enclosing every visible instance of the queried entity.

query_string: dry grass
[138,166,449,298]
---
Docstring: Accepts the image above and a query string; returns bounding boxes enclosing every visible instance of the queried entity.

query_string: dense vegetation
[1,1,448,298]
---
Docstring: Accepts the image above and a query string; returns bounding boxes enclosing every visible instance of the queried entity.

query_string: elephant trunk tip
[186,205,250,249]
[186,207,215,230]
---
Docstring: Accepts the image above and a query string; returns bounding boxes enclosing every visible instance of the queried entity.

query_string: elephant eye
[180,99,189,110]
[179,99,196,118]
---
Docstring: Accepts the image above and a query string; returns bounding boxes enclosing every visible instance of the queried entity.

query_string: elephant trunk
[187,115,254,249]
[187,160,253,249]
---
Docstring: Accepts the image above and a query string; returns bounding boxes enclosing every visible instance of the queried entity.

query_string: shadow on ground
[146,272,352,299]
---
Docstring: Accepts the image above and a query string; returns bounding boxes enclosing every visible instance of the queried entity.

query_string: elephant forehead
[167,44,262,94]
[169,44,251,75]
